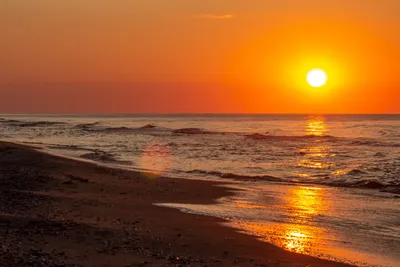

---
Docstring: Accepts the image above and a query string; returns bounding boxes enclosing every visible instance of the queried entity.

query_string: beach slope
[0,141,350,266]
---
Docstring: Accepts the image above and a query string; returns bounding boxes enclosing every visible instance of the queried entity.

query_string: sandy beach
[0,141,353,267]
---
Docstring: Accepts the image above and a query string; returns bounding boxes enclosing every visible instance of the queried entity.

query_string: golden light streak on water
[230,186,329,255]
[306,116,327,136]
[285,186,328,220]
[297,116,338,173]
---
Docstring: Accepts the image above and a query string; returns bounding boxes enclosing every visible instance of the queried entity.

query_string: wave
[18,121,68,127]
[375,130,397,136]
[347,169,366,176]
[0,119,21,123]
[172,128,219,135]
[327,179,400,193]
[21,142,101,154]
[350,139,380,146]
[245,133,335,141]
[48,144,98,152]
[102,126,158,133]
[74,121,100,129]
[380,187,400,195]
[104,127,136,132]
[53,123,400,148]
[1,120,67,127]
[97,126,223,135]
[83,125,224,135]
[76,124,229,135]
[80,150,132,165]
[374,152,386,158]
[186,169,281,182]
[21,142,133,165]
[349,139,400,147]
[347,179,386,189]
[83,124,171,133]
[244,134,399,147]
[344,124,370,129]
[139,124,157,129]
[186,169,400,194]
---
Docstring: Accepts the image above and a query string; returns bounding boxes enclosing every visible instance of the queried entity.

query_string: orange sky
[0,0,399,114]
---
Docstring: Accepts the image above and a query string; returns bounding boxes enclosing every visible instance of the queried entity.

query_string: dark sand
[0,141,351,267]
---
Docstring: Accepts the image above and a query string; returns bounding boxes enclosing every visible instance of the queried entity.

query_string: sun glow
[307,69,327,87]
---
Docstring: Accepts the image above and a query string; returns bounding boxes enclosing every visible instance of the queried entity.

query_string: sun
[307,69,327,87]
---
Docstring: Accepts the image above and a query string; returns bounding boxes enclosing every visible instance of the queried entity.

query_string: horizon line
[1,113,399,116]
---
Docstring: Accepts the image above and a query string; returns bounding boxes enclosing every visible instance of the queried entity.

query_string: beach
[0,141,352,266]
[2,1,399,266]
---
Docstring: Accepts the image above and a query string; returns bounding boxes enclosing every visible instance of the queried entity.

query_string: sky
[0,0,399,114]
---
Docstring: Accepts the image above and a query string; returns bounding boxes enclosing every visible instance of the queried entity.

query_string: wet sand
[0,141,351,266]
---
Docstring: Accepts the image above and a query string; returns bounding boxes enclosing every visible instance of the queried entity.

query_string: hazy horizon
[1,113,400,116]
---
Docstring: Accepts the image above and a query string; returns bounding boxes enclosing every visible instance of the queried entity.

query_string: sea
[0,114,399,266]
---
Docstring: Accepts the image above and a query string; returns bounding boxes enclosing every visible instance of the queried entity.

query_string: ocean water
[0,114,399,266]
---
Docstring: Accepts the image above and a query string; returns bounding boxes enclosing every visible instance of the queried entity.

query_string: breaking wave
[79,124,222,135]
[185,169,400,194]
[18,121,68,127]
[1,120,67,127]
[80,150,132,165]
[0,119,22,123]
[186,169,282,182]
[349,138,400,147]
[245,133,335,141]
[326,179,400,194]
[172,128,219,135]
[81,124,171,134]
[139,124,157,129]
[74,121,101,129]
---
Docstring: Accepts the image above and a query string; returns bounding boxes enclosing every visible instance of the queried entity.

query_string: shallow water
[1,114,399,265]
[157,183,400,266]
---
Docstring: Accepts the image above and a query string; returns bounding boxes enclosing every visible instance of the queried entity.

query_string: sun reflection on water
[296,116,335,175]
[283,228,313,254]
[306,116,327,136]
[281,186,328,253]
[286,186,327,219]
[232,117,332,255]
[230,186,328,256]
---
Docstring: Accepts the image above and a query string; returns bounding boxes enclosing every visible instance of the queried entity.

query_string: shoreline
[0,141,352,266]
[18,140,400,196]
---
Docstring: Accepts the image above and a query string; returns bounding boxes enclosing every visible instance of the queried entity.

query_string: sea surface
[0,114,399,266]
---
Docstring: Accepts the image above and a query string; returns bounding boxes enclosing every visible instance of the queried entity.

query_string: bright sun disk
[307,69,327,87]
